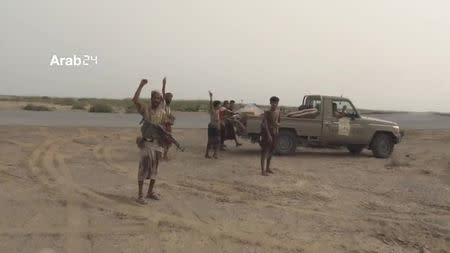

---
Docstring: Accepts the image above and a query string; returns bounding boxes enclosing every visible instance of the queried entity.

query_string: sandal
[146,192,161,200]
[136,197,147,205]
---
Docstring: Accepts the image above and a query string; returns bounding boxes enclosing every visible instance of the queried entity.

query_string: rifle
[140,118,185,152]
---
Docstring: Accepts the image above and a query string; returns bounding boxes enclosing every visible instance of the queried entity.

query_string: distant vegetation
[125,104,137,114]
[2,96,77,106]
[1,95,430,115]
[89,103,113,113]
[71,102,86,110]
[23,103,52,111]
[170,100,209,112]
[434,112,450,117]
[0,95,214,113]
[53,97,76,106]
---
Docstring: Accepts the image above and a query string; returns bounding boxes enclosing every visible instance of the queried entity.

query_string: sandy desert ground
[0,126,449,253]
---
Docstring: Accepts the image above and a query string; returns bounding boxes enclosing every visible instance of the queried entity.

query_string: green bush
[125,104,137,113]
[23,104,51,111]
[122,99,137,113]
[53,98,76,106]
[71,102,86,110]
[170,100,209,112]
[89,103,113,113]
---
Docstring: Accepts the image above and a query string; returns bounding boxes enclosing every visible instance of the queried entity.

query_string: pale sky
[1,0,450,112]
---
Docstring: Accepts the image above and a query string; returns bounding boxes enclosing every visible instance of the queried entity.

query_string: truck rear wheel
[370,133,394,158]
[275,130,297,155]
[347,145,365,155]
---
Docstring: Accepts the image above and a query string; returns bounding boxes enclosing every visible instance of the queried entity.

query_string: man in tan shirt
[133,79,167,204]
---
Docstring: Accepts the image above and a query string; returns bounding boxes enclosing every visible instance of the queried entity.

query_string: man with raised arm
[133,78,167,204]
[205,91,221,159]
[161,77,175,160]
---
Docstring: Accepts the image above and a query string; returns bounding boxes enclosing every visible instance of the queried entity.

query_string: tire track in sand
[96,136,218,225]
[26,128,308,252]
[92,140,129,175]
[28,130,89,253]
[47,141,90,253]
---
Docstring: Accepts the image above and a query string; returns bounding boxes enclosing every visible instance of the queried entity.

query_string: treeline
[1,95,212,113]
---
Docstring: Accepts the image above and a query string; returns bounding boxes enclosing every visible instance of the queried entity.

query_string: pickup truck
[240,95,403,158]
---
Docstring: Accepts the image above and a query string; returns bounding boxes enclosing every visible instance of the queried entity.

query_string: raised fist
[140,79,148,86]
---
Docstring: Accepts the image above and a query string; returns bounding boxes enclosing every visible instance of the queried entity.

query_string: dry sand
[0,126,449,253]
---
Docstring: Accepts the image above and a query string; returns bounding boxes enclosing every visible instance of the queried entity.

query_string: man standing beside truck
[205,91,221,159]
[260,96,281,176]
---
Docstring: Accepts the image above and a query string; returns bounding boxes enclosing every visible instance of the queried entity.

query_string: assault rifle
[140,118,185,152]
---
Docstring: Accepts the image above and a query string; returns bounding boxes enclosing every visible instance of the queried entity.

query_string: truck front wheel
[370,133,394,158]
[275,130,297,155]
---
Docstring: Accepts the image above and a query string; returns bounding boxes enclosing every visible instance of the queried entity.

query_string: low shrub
[170,100,209,112]
[53,97,76,106]
[125,104,137,113]
[23,104,51,111]
[89,103,113,113]
[71,102,86,110]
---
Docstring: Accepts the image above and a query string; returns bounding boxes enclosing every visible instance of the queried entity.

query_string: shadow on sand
[224,147,373,159]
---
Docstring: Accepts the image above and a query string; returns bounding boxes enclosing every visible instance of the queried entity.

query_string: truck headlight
[393,125,400,134]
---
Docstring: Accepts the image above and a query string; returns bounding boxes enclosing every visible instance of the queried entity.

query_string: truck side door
[322,99,365,145]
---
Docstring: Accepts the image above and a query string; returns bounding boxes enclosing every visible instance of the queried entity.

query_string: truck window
[312,100,321,112]
[331,100,356,118]
[307,99,321,118]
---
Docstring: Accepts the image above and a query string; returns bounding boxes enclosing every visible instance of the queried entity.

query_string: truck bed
[245,115,323,137]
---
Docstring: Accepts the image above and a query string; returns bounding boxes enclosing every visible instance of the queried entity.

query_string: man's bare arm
[162,77,167,97]
[263,113,271,139]
[132,79,148,111]
[224,108,234,114]
[208,91,213,110]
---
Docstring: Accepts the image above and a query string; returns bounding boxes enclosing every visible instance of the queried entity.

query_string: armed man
[133,78,167,204]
